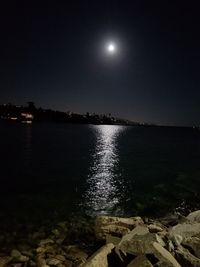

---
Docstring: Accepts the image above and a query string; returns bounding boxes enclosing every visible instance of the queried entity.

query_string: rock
[29,260,37,267]
[106,235,121,246]
[187,210,200,223]
[82,243,114,267]
[11,250,21,259]
[170,222,200,238]
[148,224,164,233]
[175,245,200,267]
[46,258,61,266]
[97,224,130,240]
[21,250,34,258]
[170,234,183,246]
[95,216,144,240]
[65,245,88,263]
[36,247,46,254]
[116,226,165,257]
[39,239,54,247]
[168,240,175,252]
[127,254,153,267]
[182,236,200,258]
[152,242,181,267]
[54,255,66,262]
[0,256,12,267]
[11,249,29,262]
[55,237,66,245]
[36,254,48,267]
[52,228,60,237]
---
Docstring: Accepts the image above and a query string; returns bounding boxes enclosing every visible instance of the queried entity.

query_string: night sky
[1,0,200,126]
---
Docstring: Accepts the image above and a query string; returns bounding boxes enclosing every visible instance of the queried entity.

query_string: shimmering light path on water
[83,125,124,215]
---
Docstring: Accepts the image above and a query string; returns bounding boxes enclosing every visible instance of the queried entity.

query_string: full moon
[106,42,117,54]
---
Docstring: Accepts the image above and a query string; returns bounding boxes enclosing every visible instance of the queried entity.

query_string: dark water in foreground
[0,121,200,229]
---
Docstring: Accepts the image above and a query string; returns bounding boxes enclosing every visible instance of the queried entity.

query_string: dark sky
[0,0,200,126]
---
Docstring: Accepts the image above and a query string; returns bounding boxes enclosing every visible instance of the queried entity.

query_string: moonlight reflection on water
[84,125,124,215]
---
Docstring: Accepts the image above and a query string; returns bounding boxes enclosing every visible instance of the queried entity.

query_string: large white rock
[82,243,114,267]
[116,226,165,257]
[170,222,200,238]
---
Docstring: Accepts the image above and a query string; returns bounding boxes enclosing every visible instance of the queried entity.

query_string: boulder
[182,236,200,258]
[175,245,200,267]
[170,222,200,239]
[187,210,200,223]
[116,226,165,257]
[127,254,153,267]
[95,216,144,240]
[82,243,114,267]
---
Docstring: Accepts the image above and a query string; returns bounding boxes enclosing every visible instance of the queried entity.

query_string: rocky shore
[1,210,200,267]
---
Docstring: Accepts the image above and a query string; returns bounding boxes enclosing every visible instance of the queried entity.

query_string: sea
[0,121,200,231]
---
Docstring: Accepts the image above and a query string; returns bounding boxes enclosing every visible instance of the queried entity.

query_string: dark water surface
[0,121,200,229]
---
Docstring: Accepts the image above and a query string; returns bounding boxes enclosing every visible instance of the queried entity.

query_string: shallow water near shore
[0,121,200,233]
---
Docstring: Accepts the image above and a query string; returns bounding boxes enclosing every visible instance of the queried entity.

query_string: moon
[106,42,117,54]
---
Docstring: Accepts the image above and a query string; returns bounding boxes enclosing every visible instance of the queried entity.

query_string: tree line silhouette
[0,102,139,126]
